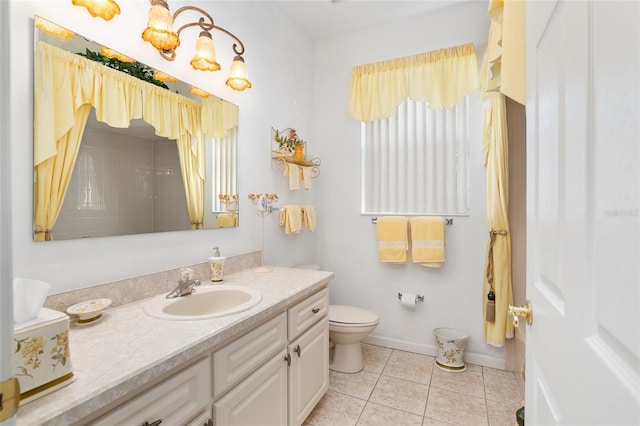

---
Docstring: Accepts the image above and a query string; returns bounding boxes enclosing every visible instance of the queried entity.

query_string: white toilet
[329,305,379,373]
[294,264,379,374]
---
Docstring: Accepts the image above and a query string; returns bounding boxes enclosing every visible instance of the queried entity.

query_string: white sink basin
[144,285,262,321]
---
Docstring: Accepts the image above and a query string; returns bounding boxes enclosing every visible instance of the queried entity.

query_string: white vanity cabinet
[90,357,212,426]
[213,287,329,426]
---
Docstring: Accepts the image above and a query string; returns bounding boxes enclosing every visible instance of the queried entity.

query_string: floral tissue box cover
[14,308,74,404]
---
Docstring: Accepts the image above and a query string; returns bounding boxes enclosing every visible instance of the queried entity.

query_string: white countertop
[17,267,333,426]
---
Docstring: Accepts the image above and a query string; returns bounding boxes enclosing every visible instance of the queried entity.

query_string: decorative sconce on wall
[71,0,121,21]
[70,0,251,92]
[141,0,252,91]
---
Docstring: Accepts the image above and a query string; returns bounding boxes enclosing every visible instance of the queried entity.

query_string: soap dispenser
[209,247,226,283]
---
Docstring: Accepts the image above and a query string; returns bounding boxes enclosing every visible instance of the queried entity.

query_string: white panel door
[526,1,640,424]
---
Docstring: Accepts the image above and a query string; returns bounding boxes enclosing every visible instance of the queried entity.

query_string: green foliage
[77,48,169,90]
[274,128,305,151]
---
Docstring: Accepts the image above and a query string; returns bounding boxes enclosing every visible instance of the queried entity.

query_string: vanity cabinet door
[213,312,287,399]
[90,357,211,426]
[214,349,288,426]
[288,317,329,426]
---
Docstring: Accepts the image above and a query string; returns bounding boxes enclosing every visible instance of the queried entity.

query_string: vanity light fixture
[141,0,252,91]
[189,86,212,98]
[71,0,121,21]
[100,46,135,63]
[35,16,75,39]
[153,70,179,82]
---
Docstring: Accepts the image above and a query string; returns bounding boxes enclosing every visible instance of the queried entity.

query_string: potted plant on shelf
[274,128,305,161]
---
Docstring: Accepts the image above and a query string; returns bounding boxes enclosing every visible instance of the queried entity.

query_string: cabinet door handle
[142,420,162,426]
[294,344,301,357]
[284,353,291,366]
[204,420,213,426]
[312,307,320,314]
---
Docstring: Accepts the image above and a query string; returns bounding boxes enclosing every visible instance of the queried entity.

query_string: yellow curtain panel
[33,105,91,241]
[348,43,479,122]
[34,42,238,238]
[481,92,514,346]
[480,0,520,345]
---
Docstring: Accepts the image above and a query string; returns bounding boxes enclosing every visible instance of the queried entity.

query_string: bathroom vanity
[16,267,332,426]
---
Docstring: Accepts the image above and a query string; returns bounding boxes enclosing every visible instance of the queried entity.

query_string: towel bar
[371,217,453,225]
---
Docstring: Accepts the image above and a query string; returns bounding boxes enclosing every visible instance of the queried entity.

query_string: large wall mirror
[33,16,239,242]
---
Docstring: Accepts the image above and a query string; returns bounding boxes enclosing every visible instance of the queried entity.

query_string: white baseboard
[363,334,506,371]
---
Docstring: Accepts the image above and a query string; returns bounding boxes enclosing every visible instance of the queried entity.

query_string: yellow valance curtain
[479,0,526,104]
[34,42,237,237]
[202,97,239,138]
[348,43,480,122]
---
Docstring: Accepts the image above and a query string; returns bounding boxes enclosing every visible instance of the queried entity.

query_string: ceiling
[275,0,472,41]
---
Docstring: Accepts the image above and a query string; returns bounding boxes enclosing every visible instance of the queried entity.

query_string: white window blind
[361,98,469,215]
[212,127,238,212]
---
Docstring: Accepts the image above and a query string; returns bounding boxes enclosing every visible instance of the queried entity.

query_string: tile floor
[304,343,524,426]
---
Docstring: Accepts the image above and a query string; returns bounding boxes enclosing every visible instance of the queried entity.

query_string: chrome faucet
[166,268,201,299]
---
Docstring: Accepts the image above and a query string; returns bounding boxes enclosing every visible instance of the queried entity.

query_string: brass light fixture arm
[157,4,245,61]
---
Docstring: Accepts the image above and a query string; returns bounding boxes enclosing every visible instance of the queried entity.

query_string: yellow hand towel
[376,216,408,263]
[301,205,316,231]
[279,205,302,234]
[410,216,445,267]
[284,163,301,190]
[216,213,237,228]
[301,166,312,189]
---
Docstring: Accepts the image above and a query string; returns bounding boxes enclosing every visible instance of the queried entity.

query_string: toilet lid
[329,305,379,325]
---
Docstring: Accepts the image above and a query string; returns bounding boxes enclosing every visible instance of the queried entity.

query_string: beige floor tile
[487,399,522,426]
[484,372,523,405]
[382,350,434,384]
[305,389,367,426]
[330,369,381,400]
[431,364,486,398]
[357,402,423,426]
[369,374,429,415]
[362,343,393,373]
[483,366,519,380]
[425,387,488,426]
[422,417,455,426]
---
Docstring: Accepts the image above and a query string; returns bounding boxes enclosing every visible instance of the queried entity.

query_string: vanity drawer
[213,312,287,398]
[91,357,210,426]
[288,287,329,340]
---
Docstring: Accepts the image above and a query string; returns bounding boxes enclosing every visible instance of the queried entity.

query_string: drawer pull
[142,420,162,426]
[312,307,320,314]
[284,353,292,366]
[294,344,301,357]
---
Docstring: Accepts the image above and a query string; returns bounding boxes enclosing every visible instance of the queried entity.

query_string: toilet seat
[329,305,379,327]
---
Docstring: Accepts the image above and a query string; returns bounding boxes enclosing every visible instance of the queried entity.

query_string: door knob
[508,300,533,327]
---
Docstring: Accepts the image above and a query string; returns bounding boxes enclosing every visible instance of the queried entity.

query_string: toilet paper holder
[398,293,424,303]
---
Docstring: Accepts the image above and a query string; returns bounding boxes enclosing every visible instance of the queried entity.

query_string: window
[361,97,469,215]
[211,127,238,212]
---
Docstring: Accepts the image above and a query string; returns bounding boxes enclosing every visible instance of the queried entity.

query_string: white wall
[9,0,506,367]
[9,1,317,293]
[311,1,506,367]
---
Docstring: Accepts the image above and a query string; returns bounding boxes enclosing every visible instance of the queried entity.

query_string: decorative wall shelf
[270,127,321,178]
[271,154,321,178]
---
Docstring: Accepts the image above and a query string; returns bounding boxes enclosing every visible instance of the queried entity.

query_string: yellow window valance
[34,41,239,167]
[479,0,526,105]
[347,43,480,122]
